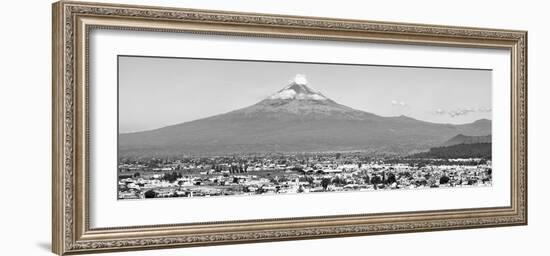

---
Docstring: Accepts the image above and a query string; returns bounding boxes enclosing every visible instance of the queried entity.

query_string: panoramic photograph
[117,56,493,200]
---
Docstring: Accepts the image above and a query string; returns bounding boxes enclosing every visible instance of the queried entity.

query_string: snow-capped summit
[250,73,361,116]
[292,73,308,85]
[268,74,328,101]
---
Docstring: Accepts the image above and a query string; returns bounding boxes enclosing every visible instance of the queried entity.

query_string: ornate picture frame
[52,1,527,255]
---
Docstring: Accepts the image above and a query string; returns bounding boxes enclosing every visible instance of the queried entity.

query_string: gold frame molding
[52,1,527,255]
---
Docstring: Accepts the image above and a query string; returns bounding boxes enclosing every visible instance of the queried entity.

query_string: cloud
[434,107,491,118]
[448,108,475,117]
[292,74,308,85]
[391,100,407,107]
[477,107,492,112]
[435,108,446,115]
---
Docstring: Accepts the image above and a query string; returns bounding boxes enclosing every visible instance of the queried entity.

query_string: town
[117,152,492,200]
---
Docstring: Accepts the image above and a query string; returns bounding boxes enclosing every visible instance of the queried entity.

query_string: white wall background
[0,0,547,255]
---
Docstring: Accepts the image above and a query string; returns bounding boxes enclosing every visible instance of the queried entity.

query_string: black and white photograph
[37,0,537,255]
[117,56,493,200]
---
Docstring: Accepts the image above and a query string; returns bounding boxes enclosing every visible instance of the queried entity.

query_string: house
[320,169,342,174]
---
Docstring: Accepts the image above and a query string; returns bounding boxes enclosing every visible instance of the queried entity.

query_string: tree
[133,172,140,178]
[278,176,289,183]
[371,175,382,190]
[333,176,347,186]
[162,172,181,183]
[292,166,304,172]
[386,173,397,184]
[424,173,432,180]
[144,190,157,198]
[439,175,450,184]
[299,175,314,184]
[321,178,331,190]
[363,175,370,184]
[416,162,426,168]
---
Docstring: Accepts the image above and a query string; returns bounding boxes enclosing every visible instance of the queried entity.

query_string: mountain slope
[411,143,492,159]
[442,134,492,147]
[119,75,492,157]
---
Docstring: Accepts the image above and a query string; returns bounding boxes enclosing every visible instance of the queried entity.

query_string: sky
[119,56,492,133]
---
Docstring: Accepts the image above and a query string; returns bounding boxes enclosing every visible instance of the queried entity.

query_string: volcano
[119,74,491,157]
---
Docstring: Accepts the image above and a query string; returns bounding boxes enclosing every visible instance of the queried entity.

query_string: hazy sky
[119,56,492,133]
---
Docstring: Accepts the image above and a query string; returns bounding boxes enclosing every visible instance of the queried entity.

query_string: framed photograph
[52,1,527,255]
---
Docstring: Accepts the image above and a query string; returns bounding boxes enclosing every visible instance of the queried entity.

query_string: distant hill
[411,143,492,159]
[119,75,492,158]
[443,134,492,147]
